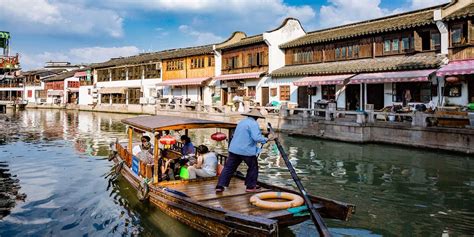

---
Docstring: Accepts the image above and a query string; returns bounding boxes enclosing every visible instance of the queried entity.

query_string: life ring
[137,180,149,201]
[250,192,304,210]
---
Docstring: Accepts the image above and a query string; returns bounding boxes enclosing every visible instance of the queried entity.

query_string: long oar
[267,123,331,237]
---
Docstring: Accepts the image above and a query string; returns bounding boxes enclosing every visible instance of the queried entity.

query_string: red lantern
[211,132,227,142]
[159,135,176,145]
[445,76,460,83]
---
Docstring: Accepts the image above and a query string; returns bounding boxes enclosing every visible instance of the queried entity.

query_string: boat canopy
[121,115,237,132]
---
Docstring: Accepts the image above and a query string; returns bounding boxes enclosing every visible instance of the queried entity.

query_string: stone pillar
[302,109,309,118]
[356,113,366,124]
[366,104,374,123]
[196,101,202,112]
[412,111,428,127]
[280,102,289,117]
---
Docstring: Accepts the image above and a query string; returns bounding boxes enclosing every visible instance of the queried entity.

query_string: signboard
[86,70,91,81]
[132,156,139,175]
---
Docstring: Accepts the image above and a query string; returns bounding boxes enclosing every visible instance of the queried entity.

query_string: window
[335,48,341,59]
[293,49,313,64]
[111,93,126,104]
[347,46,353,58]
[191,57,205,69]
[392,39,399,52]
[112,68,126,81]
[431,32,440,49]
[341,47,346,59]
[384,40,391,52]
[128,66,142,80]
[208,56,215,67]
[247,53,253,67]
[392,82,432,103]
[451,26,462,44]
[279,85,290,101]
[97,70,109,82]
[128,88,141,104]
[401,37,410,51]
[353,45,359,58]
[88,89,91,95]
[444,84,462,97]
[145,64,160,79]
[167,60,184,71]
[101,94,110,104]
[321,85,336,100]
[420,31,431,51]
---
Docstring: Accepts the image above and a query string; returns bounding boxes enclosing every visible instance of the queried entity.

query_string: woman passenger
[187,145,217,179]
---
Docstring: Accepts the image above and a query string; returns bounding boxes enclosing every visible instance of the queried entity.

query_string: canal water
[0,109,473,236]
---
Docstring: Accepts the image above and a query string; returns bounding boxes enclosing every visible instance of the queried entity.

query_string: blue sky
[0,0,449,70]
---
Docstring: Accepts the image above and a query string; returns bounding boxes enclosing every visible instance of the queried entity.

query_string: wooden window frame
[128,88,141,104]
[430,31,441,50]
[321,85,336,100]
[279,85,290,101]
[450,24,465,46]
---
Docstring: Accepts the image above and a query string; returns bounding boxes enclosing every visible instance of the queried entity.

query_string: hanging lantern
[445,76,460,83]
[211,132,227,142]
[159,135,176,145]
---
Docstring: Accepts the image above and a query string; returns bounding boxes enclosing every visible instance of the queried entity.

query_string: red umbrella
[211,132,227,142]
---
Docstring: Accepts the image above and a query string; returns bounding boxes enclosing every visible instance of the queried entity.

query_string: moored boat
[109,115,355,236]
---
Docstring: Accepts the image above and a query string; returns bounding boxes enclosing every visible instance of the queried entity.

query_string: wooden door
[297,86,309,108]
[222,88,228,105]
[367,84,384,110]
[261,87,269,106]
[345,84,360,110]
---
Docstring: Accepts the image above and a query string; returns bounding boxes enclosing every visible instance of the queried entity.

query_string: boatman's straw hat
[241,109,265,118]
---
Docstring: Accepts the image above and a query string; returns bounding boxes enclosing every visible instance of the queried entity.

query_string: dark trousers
[217,152,258,189]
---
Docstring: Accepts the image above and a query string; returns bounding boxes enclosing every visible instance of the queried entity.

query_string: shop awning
[156,77,211,86]
[436,59,474,76]
[350,69,435,84]
[47,90,63,96]
[293,74,354,86]
[98,87,126,94]
[74,71,87,77]
[213,71,266,81]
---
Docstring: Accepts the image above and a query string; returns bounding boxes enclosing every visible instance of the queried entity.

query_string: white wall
[263,76,299,104]
[263,18,306,73]
[79,86,93,105]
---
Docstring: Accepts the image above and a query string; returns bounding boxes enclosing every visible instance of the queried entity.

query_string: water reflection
[0,109,473,236]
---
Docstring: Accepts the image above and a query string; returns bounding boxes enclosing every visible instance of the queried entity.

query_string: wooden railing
[116,143,132,167]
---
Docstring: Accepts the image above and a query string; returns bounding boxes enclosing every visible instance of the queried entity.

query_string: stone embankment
[23,103,474,154]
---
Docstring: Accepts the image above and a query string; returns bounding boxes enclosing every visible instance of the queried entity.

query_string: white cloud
[0,0,124,38]
[410,0,450,9]
[317,0,449,29]
[178,25,224,45]
[20,46,140,70]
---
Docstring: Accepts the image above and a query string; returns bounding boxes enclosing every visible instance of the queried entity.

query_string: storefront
[157,77,212,104]
[213,71,265,106]
[437,59,474,105]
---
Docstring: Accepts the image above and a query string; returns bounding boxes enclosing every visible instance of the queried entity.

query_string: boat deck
[161,177,305,220]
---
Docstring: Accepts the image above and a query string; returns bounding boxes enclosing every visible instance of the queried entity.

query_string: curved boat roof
[122,115,237,132]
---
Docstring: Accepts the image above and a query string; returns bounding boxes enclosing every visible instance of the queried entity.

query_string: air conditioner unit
[139,97,148,104]
[148,98,156,105]
[155,62,162,70]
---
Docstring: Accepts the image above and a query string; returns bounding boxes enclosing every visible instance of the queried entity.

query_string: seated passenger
[136,141,153,164]
[180,135,195,156]
[133,135,151,156]
[187,145,217,179]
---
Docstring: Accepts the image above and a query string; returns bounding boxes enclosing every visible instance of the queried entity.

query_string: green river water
[0,109,473,236]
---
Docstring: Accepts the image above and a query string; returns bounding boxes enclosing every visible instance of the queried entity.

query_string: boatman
[216,109,274,192]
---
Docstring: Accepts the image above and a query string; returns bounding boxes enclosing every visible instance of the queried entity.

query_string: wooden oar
[267,122,332,237]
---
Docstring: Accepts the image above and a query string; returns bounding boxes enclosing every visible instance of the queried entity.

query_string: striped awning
[436,59,474,76]
[47,90,63,96]
[156,77,211,86]
[74,71,87,77]
[293,74,354,86]
[98,87,126,94]
[350,69,435,84]
[213,71,266,81]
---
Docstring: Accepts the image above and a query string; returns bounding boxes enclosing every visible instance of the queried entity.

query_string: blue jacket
[229,117,267,156]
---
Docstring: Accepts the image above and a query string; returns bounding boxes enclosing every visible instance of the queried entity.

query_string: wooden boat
[110,115,355,236]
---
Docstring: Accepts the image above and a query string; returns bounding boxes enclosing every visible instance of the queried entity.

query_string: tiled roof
[271,54,446,77]
[91,45,214,69]
[43,70,76,82]
[444,3,474,21]
[216,34,265,50]
[280,5,447,49]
